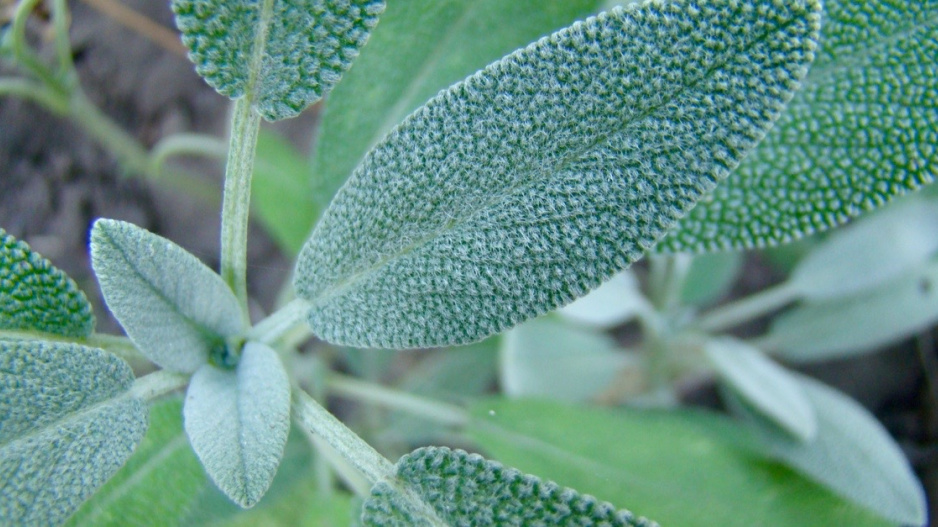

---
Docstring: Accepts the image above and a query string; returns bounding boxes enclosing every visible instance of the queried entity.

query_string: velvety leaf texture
[295,0,821,348]
[0,227,94,337]
[663,0,938,251]
[172,0,385,120]
[0,341,148,525]
[361,446,656,526]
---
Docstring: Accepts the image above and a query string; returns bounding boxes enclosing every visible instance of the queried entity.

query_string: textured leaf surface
[296,0,821,348]
[558,271,649,328]
[0,227,94,337]
[0,341,148,525]
[91,219,245,373]
[67,398,206,527]
[468,399,891,527]
[362,446,655,526]
[664,0,938,251]
[172,0,384,120]
[184,342,291,508]
[310,0,603,212]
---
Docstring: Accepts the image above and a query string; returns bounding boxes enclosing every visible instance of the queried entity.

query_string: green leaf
[67,398,207,527]
[468,399,893,527]
[184,342,291,508]
[296,0,822,349]
[664,0,938,251]
[737,375,927,526]
[704,337,815,441]
[558,271,649,328]
[90,219,245,373]
[310,0,604,212]
[762,256,938,361]
[0,340,148,525]
[0,227,94,337]
[172,0,385,121]
[361,446,655,526]
[681,251,743,307]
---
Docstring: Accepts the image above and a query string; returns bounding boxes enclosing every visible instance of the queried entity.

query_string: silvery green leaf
[296,0,821,348]
[743,375,927,526]
[0,340,148,525]
[91,219,245,373]
[172,0,385,120]
[558,271,649,328]
[762,257,938,361]
[664,0,938,251]
[361,446,655,526]
[0,227,94,337]
[788,195,938,301]
[704,337,815,441]
[501,315,632,402]
[184,342,291,508]
[681,251,743,307]
[310,0,604,213]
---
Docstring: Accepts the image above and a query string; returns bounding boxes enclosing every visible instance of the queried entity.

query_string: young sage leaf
[361,446,655,526]
[664,0,938,251]
[558,271,649,328]
[172,0,385,121]
[0,227,94,337]
[296,0,822,348]
[184,341,291,508]
[91,219,245,373]
[0,340,148,525]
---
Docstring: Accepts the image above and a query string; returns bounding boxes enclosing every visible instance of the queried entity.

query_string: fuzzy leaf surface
[172,0,384,120]
[361,446,655,526]
[296,0,821,348]
[184,342,291,508]
[664,0,938,251]
[0,227,94,337]
[91,219,245,373]
[0,341,147,525]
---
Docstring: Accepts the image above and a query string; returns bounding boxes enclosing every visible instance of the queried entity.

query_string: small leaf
[704,337,815,441]
[296,0,822,348]
[0,340,148,525]
[739,375,927,526]
[172,0,385,120]
[681,251,743,306]
[664,0,938,251]
[184,342,291,508]
[558,271,649,328]
[361,446,655,526]
[91,219,245,373]
[0,227,94,337]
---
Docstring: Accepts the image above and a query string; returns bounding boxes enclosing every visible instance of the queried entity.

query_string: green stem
[0,77,69,113]
[11,0,60,88]
[327,374,469,427]
[648,254,691,311]
[151,133,228,171]
[696,281,799,333]
[130,369,189,401]
[50,0,76,83]
[246,298,310,345]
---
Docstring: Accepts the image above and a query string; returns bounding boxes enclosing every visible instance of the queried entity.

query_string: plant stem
[648,253,692,311]
[151,133,228,171]
[0,77,69,112]
[696,281,799,333]
[247,298,310,345]
[50,0,76,82]
[302,430,372,497]
[130,369,189,401]
[327,374,469,427]
[11,0,60,88]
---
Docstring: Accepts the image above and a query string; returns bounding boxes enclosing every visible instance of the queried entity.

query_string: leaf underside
[296,0,821,348]
[0,227,94,337]
[361,446,656,526]
[663,0,938,251]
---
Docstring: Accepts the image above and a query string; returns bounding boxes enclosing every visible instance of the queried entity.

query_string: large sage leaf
[0,227,94,337]
[91,219,245,373]
[468,399,891,527]
[0,341,148,525]
[296,0,822,348]
[184,342,291,508]
[172,0,385,120]
[361,446,655,526]
[664,0,938,251]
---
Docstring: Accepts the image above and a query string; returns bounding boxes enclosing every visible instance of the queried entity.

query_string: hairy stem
[247,298,310,345]
[130,369,189,401]
[327,373,469,427]
[696,281,799,333]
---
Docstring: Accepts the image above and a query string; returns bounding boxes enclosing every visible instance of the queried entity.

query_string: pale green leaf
[172,0,385,120]
[704,337,815,441]
[762,256,938,361]
[184,342,291,508]
[468,399,891,527]
[501,315,632,402]
[67,398,206,527]
[558,271,649,328]
[296,0,821,348]
[310,0,604,211]
[91,219,245,373]
[361,446,655,526]
[0,227,94,337]
[0,340,148,525]
[681,251,743,306]
[664,0,938,251]
[739,375,927,526]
